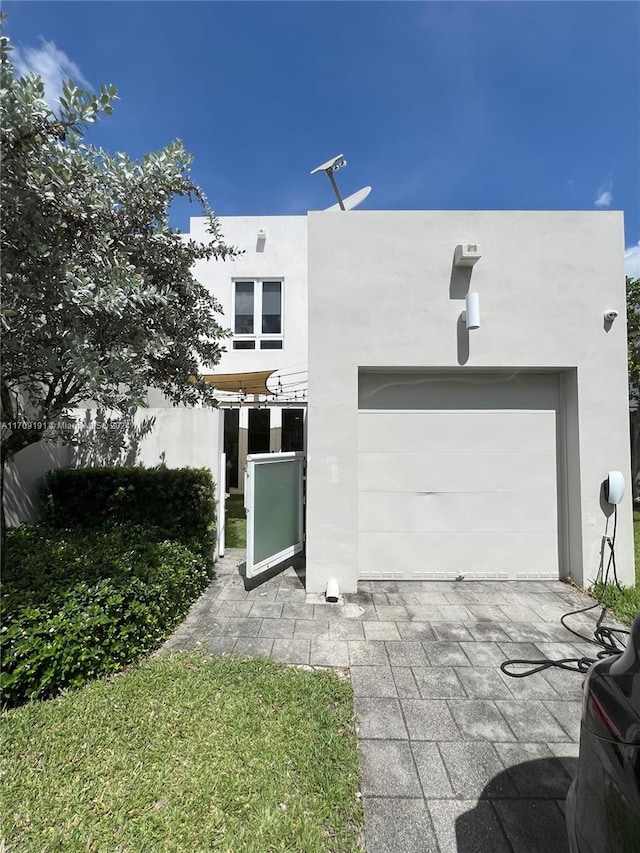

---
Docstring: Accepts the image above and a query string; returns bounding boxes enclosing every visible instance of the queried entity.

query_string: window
[234,282,254,334]
[248,408,271,454]
[282,408,304,452]
[223,409,240,489]
[233,280,283,349]
[261,281,281,334]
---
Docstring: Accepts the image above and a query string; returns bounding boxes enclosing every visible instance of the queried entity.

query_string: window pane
[223,409,240,489]
[282,408,304,452]
[262,282,281,313]
[262,281,281,334]
[235,316,254,334]
[260,340,283,350]
[235,282,254,333]
[248,408,270,454]
[253,458,302,563]
[233,340,255,349]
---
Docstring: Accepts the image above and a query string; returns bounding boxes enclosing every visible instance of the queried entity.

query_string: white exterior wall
[3,405,220,526]
[4,441,72,525]
[189,215,308,379]
[190,215,308,489]
[72,407,220,475]
[306,210,633,592]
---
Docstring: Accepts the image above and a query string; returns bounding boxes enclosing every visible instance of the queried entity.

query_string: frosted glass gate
[244,452,305,580]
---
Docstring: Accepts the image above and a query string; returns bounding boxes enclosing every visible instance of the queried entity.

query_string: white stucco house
[305,209,633,593]
[186,215,309,491]
[5,208,634,596]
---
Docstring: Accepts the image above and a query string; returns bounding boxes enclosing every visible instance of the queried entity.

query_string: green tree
[0,28,239,474]
[627,276,640,492]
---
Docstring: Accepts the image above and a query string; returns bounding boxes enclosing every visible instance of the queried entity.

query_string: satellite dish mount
[310,154,371,211]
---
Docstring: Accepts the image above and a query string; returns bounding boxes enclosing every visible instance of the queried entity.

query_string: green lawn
[224,494,246,549]
[1,654,364,853]
[593,510,640,624]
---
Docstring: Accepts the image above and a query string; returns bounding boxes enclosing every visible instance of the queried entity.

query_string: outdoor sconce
[256,229,266,252]
[454,243,482,267]
[463,292,480,329]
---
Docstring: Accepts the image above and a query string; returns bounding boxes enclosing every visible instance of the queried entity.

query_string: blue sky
[4,1,640,274]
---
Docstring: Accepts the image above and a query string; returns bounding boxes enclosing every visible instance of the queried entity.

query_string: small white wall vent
[454,243,482,267]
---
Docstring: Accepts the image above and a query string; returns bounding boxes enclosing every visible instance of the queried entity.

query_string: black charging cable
[501,505,629,680]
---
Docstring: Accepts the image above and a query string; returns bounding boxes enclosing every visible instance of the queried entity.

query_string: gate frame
[244,451,305,580]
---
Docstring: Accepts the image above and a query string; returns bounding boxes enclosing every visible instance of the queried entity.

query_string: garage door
[357,373,560,581]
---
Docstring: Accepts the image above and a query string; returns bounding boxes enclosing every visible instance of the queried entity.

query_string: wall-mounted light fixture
[454,243,482,268]
[464,292,480,329]
[256,229,267,252]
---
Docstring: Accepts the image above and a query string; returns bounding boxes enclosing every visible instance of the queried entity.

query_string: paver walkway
[159,548,625,853]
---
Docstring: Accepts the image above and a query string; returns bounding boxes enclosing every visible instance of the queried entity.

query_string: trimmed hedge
[1,525,211,707]
[45,466,216,556]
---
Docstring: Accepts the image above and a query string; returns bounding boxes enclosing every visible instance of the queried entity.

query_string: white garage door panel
[358,451,557,495]
[357,405,559,581]
[358,491,557,534]
[358,532,559,580]
[358,410,556,454]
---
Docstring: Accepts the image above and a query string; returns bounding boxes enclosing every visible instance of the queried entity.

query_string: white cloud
[12,39,90,108]
[626,241,640,279]
[594,176,613,208]
[595,189,613,207]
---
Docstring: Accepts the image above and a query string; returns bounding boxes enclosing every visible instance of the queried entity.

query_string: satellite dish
[310,152,371,211]
[323,186,371,212]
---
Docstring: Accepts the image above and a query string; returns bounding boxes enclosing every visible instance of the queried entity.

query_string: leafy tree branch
[1,27,241,473]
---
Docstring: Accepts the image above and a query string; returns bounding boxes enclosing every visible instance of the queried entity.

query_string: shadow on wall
[72,409,157,467]
[3,410,157,526]
[3,440,72,526]
[450,250,472,365]
[449,252,473,300]
[455,757,576,853]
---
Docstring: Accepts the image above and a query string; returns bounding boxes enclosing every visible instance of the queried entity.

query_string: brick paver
[158,547,628,853]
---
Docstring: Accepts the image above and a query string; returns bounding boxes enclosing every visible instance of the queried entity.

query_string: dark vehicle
[567,613,640,852]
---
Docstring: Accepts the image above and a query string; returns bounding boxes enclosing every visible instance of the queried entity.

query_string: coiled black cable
[501,505,629,680]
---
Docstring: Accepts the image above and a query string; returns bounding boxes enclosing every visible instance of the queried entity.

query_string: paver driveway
[159,548,624,853]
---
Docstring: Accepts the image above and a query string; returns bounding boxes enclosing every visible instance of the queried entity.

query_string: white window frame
[232,279,284,350]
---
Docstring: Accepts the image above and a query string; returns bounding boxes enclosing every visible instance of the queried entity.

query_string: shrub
[44,466,216,557]
[1,525,210,707]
